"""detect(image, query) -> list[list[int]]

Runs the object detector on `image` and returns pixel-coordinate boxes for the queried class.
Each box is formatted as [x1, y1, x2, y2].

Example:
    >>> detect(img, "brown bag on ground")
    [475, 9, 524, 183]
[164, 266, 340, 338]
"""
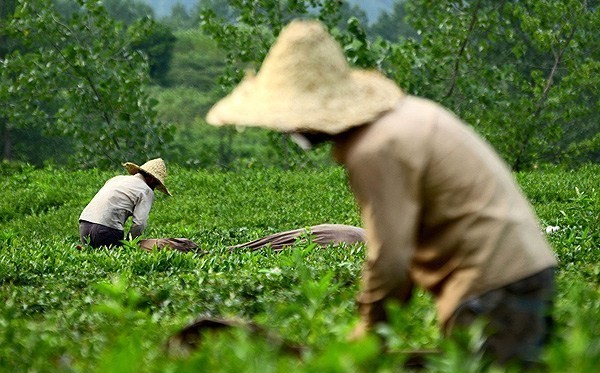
[227, 224, 366, 252]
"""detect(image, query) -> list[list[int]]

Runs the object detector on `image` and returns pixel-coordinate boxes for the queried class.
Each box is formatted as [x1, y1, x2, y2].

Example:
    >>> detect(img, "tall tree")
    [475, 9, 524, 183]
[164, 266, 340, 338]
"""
[386, 0, 598, 170]
[0, 0, 173, 167]
[55, 0, 176, 86]
[0, 0, 19, 161]
[130, 19, 177, 86]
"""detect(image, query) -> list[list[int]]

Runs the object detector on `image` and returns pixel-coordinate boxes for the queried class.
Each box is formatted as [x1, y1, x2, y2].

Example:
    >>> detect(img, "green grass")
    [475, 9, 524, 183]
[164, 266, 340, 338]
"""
[0, 163, 598, 372]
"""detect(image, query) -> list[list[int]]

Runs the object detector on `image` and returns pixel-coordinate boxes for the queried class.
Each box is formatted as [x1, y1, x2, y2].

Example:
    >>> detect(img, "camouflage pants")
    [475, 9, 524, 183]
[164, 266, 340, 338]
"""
[446, 267, 556, 368]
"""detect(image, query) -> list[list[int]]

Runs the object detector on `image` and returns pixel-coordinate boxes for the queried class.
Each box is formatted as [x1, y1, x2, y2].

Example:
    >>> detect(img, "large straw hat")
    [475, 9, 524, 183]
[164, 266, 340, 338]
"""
[206, 19, 404, 135]
[123, 158, 171, 196]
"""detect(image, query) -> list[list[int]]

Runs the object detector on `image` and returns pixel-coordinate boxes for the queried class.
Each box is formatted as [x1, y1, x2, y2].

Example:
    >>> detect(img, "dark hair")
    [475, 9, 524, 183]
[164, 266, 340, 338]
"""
[298, 131, 333, 147]
[139, 171, 159, 189]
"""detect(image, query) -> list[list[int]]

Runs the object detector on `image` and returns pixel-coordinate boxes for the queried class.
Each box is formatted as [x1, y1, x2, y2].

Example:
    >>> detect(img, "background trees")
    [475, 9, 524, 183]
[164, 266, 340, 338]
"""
[0, 0, 597, 169]
[390, 0, 599, 170]
[0, 0, 174, 167]
[194, 0, 597, 170]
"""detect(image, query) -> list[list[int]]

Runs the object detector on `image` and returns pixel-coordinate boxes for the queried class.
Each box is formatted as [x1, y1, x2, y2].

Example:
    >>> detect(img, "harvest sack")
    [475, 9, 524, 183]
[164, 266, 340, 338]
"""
[139, 238, 200, 253]
[227, 224, 366, 252]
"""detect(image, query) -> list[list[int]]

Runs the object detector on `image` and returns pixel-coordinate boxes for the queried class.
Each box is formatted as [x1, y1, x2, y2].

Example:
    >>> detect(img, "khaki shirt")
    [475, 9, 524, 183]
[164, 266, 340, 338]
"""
[79, 173, 154, 238]
[334, 96, 557, 326]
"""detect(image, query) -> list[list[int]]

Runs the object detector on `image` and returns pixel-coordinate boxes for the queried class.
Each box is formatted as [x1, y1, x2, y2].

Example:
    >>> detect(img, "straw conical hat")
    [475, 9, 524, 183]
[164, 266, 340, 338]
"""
[206, 19, 403, 135]
[123, 158, 171, 196]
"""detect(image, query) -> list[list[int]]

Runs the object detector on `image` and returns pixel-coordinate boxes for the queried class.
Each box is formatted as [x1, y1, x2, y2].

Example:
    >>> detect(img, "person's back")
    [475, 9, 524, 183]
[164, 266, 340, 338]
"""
[80, 174, 154, 233]
[203, 19, 558, 367]
[335, 96, 557, 325]
[79, 158, 170, 248]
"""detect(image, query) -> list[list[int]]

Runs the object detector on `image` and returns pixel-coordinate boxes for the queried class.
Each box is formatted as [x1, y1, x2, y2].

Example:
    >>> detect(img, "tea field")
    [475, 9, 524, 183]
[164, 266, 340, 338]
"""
[0, 163, 598, 372]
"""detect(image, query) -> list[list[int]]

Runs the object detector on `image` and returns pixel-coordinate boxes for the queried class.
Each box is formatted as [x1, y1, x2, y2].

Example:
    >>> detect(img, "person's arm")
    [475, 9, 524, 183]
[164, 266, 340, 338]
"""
[130, 190, 154, 238]
[347, 151, 421, 338]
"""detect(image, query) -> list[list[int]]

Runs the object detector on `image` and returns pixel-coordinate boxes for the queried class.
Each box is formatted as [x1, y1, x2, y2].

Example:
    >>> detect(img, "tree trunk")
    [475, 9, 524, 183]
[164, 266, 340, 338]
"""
[444, 0, 482, 99]
[2, 122, 12, 161]
[511, 27, 576, 171]
[218, 127, 233, 168]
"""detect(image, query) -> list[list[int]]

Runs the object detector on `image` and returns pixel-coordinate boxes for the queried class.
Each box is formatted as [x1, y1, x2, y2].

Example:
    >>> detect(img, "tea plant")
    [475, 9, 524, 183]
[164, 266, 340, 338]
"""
[0, 163, 598, 372]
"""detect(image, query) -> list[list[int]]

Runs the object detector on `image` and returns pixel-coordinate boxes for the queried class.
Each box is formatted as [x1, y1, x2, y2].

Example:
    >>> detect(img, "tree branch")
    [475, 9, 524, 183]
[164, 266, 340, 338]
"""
[444, 0, 482, 99]
[46, 14, 119, 158]
[512, 25, 577, 170]
[533, 26, 576, 116]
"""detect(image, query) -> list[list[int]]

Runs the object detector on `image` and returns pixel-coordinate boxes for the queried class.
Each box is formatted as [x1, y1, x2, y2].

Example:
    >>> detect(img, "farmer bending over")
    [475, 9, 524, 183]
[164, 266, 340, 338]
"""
[205, 20, 557, 368]
[79, 158, 171, 248]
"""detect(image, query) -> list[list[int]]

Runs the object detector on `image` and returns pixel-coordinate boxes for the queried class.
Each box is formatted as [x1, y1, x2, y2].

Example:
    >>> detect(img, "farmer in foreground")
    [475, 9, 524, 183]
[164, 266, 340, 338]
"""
[79, 158, 171, 248]
[205, 20, 557, 367]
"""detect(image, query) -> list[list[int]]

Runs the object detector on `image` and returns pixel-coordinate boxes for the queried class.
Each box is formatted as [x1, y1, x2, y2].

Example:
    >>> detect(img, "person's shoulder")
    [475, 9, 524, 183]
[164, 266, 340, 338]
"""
[112, 174, 146, 188]
[385, 95, 445, 127]
[343, 97, 441, 170]
[362, 97, 438, 148]
[130, 174, 155, 195]
[104, 174, 127, 185]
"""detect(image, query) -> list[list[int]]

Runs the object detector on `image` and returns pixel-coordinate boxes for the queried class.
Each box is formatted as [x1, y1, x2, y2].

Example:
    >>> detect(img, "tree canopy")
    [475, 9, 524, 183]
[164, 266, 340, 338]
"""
[0, 0, 174, 167]
[0, 0, 597, 169]
[200, 0, 599, 170]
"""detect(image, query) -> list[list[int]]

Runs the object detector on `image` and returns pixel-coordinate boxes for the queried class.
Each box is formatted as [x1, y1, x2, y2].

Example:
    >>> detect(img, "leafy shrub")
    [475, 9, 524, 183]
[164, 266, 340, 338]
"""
[0, 165, 598, 372]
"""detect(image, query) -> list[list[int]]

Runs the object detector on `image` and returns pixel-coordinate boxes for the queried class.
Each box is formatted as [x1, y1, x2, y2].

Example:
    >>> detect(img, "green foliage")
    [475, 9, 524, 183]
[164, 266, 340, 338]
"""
[0, 0, 18, 57]
[0, 164, 598, 372]
[163, 29, 226, 90]
[129, 18, 177, 86]
[387, 0, 599, 170]
[4, 0, 597, 169]
[199, 0, 387, 89]
[516, 165, 599, 284]
[195, 0, 597, 170]
[0, 125, 73, 166]
[55, 0, 175, 85]
[546, 276, 600, 372]
[0, 0, 174, 167]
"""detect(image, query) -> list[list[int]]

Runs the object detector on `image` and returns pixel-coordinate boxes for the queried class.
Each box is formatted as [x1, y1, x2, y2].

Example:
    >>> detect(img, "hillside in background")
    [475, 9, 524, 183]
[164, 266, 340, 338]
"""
[347, 0, 394, 21]
[143, 0, 196, 18]
[142, 0, 395, 23]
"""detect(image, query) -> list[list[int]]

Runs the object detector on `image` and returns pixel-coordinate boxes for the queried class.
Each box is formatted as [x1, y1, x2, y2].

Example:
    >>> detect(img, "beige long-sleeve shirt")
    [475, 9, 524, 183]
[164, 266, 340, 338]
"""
[79, 173, 154, 238]
[334, 96, 557, 327]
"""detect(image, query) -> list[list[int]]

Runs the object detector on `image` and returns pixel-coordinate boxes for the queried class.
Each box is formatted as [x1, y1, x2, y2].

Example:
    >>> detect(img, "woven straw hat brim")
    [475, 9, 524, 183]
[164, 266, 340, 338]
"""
[124, 162, 171, 196]
[206, 69, 402, 134]
[205, 19, 404, 134]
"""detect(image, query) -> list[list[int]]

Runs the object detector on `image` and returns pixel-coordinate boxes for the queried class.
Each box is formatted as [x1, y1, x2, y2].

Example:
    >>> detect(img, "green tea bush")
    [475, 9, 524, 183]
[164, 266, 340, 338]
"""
[0, 164, 598, 372]
[517, 165, 599, 283]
